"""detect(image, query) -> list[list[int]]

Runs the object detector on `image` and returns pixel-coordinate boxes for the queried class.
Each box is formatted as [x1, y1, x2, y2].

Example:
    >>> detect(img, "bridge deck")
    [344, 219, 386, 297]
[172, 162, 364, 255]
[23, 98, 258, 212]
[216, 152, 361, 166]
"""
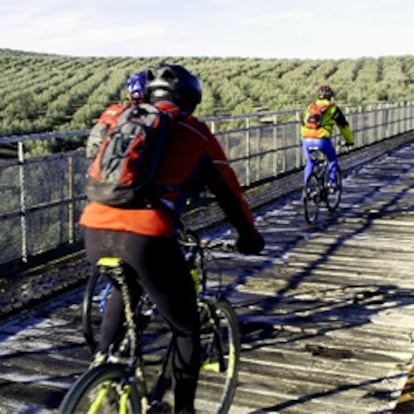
[1, 137, 414, 413]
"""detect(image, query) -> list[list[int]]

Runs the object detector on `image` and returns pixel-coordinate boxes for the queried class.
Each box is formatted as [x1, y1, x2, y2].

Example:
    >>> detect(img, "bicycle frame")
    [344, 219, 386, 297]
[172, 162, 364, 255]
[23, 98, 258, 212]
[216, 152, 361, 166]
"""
[309, 147, 328, 182]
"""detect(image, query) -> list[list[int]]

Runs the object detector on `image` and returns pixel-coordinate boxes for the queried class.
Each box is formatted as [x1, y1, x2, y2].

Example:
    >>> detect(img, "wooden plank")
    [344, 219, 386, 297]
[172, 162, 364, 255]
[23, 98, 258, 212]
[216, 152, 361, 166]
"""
[2, 138, 414, 412]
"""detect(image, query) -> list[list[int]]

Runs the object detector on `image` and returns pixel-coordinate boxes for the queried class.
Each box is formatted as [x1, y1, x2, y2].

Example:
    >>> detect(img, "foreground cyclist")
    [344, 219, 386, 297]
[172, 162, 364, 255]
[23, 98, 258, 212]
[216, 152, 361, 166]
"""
[79, 64, 264, 414]
[300, 85, 354, 191]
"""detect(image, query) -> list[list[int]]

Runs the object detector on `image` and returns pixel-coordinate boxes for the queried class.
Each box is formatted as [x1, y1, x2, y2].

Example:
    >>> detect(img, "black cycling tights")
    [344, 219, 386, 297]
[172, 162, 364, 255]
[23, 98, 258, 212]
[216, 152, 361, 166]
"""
[84, 228, 200, 413]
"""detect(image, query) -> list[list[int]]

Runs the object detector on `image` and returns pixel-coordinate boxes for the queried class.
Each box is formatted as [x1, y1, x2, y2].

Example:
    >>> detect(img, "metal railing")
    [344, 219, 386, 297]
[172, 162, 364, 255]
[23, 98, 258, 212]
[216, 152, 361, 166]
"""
[1, 99, 413, 264]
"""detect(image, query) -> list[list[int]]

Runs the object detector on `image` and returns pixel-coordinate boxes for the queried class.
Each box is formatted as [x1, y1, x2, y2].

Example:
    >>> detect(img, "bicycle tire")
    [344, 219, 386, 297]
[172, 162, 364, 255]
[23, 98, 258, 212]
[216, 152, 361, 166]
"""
[303, 173, 320, 224]
[325, 168, 342, 213]
[82, 268, 109, 355]
[196, 297, 240, 414]
[58, 363, 142, 414]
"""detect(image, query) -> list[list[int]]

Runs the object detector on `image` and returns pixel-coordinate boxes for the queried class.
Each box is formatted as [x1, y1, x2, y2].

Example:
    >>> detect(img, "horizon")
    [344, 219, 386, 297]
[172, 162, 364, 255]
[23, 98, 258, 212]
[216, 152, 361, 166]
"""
[1, 0, 413, 60]
[2, 47, 413, 62]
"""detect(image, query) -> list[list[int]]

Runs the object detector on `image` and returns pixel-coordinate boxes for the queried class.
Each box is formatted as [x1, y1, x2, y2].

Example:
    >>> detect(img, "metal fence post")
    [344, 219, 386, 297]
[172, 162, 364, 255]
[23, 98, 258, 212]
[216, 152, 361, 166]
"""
[17, 142, 28, 262]
[273, 114, 278, 177]
[67, 155, 74, 244]
[245, 116, 250, 186]
[295, 110, 302, 169]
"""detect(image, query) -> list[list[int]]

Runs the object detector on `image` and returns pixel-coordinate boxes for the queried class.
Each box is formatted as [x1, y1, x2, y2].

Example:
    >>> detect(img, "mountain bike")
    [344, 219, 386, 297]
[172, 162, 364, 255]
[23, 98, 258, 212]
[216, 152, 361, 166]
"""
[303, 147, 342, 224]
[59, 230, 240, 414]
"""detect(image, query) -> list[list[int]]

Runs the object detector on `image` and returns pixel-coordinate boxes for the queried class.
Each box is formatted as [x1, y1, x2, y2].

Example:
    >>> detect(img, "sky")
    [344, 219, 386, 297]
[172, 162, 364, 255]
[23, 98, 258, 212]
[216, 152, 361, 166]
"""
[0, 0, 413, 60]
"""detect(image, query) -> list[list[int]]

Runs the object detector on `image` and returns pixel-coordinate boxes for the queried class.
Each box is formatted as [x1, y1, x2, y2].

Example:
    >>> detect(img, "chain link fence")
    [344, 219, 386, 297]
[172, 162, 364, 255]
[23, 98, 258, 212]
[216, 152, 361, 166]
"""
[1, 99, 413, 264]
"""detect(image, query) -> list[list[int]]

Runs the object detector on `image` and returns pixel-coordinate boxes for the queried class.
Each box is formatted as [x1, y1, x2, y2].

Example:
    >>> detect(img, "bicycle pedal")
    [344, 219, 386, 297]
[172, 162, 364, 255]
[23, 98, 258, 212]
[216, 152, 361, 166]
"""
[201, 360, 221, 373]
[306, 190, 318, 200]
[327, 182, 337, 194]
[90, 351, 107, 367]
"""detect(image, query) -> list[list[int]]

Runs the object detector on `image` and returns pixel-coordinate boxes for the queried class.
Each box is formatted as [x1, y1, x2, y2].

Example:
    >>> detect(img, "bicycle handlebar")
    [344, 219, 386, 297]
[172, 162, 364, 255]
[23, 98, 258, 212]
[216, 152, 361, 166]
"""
[199, 238, 236, 253]
[178, 228, 236, 254]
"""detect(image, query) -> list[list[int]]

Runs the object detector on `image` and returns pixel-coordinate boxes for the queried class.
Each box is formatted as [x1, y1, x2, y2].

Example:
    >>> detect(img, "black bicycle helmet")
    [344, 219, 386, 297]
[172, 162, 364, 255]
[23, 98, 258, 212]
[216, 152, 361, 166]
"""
[316, 84, 335, 100]
[146, 64, 202, 113]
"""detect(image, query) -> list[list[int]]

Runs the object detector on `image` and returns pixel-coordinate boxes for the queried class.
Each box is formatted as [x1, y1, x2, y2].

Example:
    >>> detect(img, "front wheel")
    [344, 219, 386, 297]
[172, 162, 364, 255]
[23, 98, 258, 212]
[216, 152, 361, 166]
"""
[196, 297, 240, 414]
[58, 364, 143, 414]
[303, 173, 320, 224]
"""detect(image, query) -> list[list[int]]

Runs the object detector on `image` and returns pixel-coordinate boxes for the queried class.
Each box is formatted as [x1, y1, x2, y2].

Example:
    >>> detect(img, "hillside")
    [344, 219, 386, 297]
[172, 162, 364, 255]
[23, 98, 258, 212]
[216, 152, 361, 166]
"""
[1, 48, 414, 140]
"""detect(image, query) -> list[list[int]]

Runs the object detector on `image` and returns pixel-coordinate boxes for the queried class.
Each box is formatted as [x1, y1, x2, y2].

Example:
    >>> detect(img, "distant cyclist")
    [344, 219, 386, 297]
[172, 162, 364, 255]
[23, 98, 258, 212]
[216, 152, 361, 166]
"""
[125, 70, 147, 104]
[300, 85, 354, 191]
[85, 70, 147, 160]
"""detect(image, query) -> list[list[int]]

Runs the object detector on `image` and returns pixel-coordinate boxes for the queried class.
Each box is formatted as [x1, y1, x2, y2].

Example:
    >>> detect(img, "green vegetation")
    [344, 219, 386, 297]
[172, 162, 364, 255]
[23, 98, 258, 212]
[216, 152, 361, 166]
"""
[1, 48, 414, 141]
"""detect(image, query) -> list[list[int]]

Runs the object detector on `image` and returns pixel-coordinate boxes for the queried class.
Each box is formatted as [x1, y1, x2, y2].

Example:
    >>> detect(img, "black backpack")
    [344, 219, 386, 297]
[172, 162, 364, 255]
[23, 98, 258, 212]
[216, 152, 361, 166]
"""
[85, 103, 175, 208]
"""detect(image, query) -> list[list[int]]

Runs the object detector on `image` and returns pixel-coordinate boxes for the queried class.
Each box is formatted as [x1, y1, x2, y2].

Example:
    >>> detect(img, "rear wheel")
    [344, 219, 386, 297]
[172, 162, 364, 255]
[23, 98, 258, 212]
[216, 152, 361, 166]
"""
[82, 269, 152, 358]
[196, 297, 240, 414]
[82, 269, 110, 354]
[303, 173, 320, 224]
[58, 364, 142, 414]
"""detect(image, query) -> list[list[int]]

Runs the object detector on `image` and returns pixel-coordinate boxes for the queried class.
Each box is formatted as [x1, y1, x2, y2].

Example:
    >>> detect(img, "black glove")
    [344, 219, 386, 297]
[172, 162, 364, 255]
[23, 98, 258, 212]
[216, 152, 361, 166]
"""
[236, 228, 265, 255]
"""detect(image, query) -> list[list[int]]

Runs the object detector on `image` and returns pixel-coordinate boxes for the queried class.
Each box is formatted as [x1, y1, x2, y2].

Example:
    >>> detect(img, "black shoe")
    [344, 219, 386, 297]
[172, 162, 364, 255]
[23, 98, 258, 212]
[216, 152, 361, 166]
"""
[147, 401, 172, 413]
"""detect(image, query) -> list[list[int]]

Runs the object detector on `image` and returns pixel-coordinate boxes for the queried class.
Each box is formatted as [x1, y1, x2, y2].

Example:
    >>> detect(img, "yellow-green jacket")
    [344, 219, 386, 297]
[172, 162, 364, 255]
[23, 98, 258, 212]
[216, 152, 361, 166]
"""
[300, 98, 354, 144]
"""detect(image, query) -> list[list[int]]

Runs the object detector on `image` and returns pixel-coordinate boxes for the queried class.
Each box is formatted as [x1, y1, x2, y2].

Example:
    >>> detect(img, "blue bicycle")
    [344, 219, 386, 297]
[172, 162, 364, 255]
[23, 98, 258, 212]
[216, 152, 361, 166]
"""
[303, 147, 342, 224]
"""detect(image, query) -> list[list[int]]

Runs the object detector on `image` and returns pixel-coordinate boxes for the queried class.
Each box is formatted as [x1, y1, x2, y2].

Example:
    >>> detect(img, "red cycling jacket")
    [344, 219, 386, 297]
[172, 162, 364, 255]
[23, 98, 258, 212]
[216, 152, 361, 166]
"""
[80, 101, 256, 238]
